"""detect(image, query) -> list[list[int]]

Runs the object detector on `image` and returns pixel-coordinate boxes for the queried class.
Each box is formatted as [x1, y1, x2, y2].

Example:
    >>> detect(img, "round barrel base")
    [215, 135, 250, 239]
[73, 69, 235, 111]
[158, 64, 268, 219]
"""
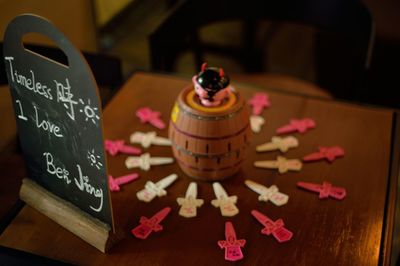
[176, 162, 241, 181]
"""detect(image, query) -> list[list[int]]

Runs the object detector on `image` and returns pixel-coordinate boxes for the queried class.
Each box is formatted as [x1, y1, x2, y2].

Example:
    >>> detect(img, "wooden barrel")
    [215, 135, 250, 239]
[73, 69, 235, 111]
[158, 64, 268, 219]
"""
[169, 85, 251, 181]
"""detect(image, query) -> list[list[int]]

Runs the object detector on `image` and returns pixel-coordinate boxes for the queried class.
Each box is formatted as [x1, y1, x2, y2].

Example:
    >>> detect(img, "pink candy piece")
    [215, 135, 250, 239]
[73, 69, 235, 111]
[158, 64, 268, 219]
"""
[105, 139, 141, 156]
[276, 118, 316, 135]
[131, 207, 171, 239]
[218, 221, 246, 262]
[136, 107, 166, 129]
[251, 210, 293, 243]
[248, 92, 270, 115]
[108, 173, 139, 192]
[297, 181, 346, 200]
[303, 146, 345, 163]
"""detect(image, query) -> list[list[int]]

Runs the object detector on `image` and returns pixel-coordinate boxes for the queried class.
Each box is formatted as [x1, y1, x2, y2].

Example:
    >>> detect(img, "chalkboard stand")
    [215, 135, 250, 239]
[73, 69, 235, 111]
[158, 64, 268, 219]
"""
[19, 178, 124, 253]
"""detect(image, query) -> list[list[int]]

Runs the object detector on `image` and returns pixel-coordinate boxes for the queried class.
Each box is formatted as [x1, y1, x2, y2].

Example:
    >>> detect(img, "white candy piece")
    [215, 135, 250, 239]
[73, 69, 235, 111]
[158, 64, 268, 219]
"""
[211, 182, 239, 217]
[176, 182, 204, 218]
[256, 136, 299, 153]
[136, 173, 178, 202]
[244, 179, 288, 206]
[125, 153, 174, 171]
[130, 131, 171, 148]
[254, 156, 302, 173]
[250, 115, 265, 133]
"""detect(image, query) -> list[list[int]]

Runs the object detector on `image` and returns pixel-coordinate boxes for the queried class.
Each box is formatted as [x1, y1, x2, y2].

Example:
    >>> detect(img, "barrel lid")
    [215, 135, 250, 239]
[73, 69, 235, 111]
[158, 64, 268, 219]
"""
[177, 85, 245, 118]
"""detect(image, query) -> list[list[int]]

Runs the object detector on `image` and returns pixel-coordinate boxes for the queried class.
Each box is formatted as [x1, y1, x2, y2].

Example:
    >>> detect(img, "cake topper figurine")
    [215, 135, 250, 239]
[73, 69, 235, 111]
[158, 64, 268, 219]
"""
[192, 63, 232, 106]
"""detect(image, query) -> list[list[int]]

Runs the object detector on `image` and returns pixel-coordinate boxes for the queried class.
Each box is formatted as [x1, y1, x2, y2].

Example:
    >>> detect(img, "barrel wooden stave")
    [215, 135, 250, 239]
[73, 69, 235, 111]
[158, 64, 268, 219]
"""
[170, 126, 249, 156]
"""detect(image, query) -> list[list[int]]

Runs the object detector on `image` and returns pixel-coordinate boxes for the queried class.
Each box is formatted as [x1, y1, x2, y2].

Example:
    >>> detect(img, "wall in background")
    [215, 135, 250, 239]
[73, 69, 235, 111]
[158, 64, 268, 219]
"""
[0, 0, 97, 52]
[94, 0, 133, 27]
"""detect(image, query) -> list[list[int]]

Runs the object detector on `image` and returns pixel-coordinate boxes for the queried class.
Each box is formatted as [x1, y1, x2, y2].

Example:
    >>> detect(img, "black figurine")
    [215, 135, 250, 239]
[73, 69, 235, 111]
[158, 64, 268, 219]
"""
[192, 63, 232, 106]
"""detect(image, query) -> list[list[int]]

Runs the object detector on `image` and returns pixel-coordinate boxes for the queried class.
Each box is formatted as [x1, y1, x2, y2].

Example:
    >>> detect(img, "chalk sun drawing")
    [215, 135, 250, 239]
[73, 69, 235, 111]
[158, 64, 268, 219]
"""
[87, 149, 103, 169]
[79, 98, 100, 125]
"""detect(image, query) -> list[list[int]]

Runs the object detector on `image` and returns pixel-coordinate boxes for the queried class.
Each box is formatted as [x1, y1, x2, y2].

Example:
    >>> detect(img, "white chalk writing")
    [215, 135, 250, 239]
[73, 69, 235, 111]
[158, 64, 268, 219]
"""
[15, 99, 28, 121]
[74, 164, 103, 212]
[55, 79, 78, 121]
[43, 152, 104, 213]
[4, 56, 97, 124]
[6, 53, 106, 217]
[5, 57, 52, 100]
[34, 105, 63, 137]
[87, 149, 103, 170]
[79, 98, 99, 125]
[43, 152, 71, 184]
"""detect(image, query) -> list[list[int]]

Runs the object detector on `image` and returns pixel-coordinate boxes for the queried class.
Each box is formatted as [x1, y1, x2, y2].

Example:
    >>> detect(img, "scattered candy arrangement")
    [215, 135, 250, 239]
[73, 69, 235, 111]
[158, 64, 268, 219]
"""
[211, 182, 239, 217]
[136, 173, 178, 203]
[108, 173, 139, 192]
[256, 136, 299, 153]
[297, 181, 347, 200]
[106, 81, 347, 262]
[251, 210, 293, 243]
[218, 221, 246, 261]
[248, 92, 270, 115]
[248, 92, 269, 133]
[302, 146, 345, 163]
[130, 131, 171, 148]
[176, 182, 204, 218]
[276, 118, 316, 135]
[125, 153, 174, 171]
[105, 139, 141, 156]
[254, 156, 303, 173]
[131, 207, 171, 239]
[245, 179, 288, 206]
[136, 107, 166, 129]
[250, 115, 265, 133]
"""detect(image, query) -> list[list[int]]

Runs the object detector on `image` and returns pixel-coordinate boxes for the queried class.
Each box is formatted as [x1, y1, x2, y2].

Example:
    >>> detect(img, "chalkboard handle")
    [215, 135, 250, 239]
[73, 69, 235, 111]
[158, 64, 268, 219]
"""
[3, 14, 89, 71]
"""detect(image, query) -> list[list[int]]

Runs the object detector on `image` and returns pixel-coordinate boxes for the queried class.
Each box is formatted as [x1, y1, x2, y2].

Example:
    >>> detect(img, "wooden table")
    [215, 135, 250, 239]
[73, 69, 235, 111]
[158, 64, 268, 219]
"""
[1, 72, 399, 265]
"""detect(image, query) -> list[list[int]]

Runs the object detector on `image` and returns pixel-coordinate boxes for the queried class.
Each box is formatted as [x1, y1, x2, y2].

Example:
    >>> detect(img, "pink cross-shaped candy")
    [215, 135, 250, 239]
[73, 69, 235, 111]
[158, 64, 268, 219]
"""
[108, 173, 139, 192]
[251, 210, 293, 243]
[303, 146, 345, 162]
[276, 118, 316, 135]
[248, 92, 270, 115]
[131, 207, 171, 239]
[218, 222, 246, 261]
[297, 181, 346, 200]
[136, 107, 166, 129]
[105, 139, 141, 156]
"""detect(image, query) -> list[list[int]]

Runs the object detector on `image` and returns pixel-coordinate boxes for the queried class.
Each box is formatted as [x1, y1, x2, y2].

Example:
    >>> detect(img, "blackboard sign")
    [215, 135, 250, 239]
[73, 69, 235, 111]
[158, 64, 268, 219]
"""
[3, 14, 113, 227]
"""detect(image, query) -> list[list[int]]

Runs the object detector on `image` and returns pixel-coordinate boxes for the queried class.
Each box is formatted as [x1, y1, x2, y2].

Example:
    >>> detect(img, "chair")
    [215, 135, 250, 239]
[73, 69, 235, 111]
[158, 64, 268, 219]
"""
[149, 0, 374, 101]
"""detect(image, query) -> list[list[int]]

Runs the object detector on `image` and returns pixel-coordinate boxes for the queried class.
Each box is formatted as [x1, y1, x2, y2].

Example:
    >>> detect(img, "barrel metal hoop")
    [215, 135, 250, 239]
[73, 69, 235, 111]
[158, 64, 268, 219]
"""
[172, 141, 248, 159]
[171, 121, 250, 140]
[178, 102, 245, 121]
[176, 157, 244, 172]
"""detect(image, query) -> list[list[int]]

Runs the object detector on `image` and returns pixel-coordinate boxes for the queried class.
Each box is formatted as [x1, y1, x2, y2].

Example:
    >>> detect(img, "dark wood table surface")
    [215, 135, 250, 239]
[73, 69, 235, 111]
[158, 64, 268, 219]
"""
[0, 72, 399, 265]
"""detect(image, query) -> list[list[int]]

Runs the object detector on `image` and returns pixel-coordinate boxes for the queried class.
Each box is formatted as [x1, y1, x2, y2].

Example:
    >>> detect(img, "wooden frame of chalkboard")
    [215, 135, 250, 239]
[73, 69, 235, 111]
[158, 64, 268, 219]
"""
[3, 14, 122, 252]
